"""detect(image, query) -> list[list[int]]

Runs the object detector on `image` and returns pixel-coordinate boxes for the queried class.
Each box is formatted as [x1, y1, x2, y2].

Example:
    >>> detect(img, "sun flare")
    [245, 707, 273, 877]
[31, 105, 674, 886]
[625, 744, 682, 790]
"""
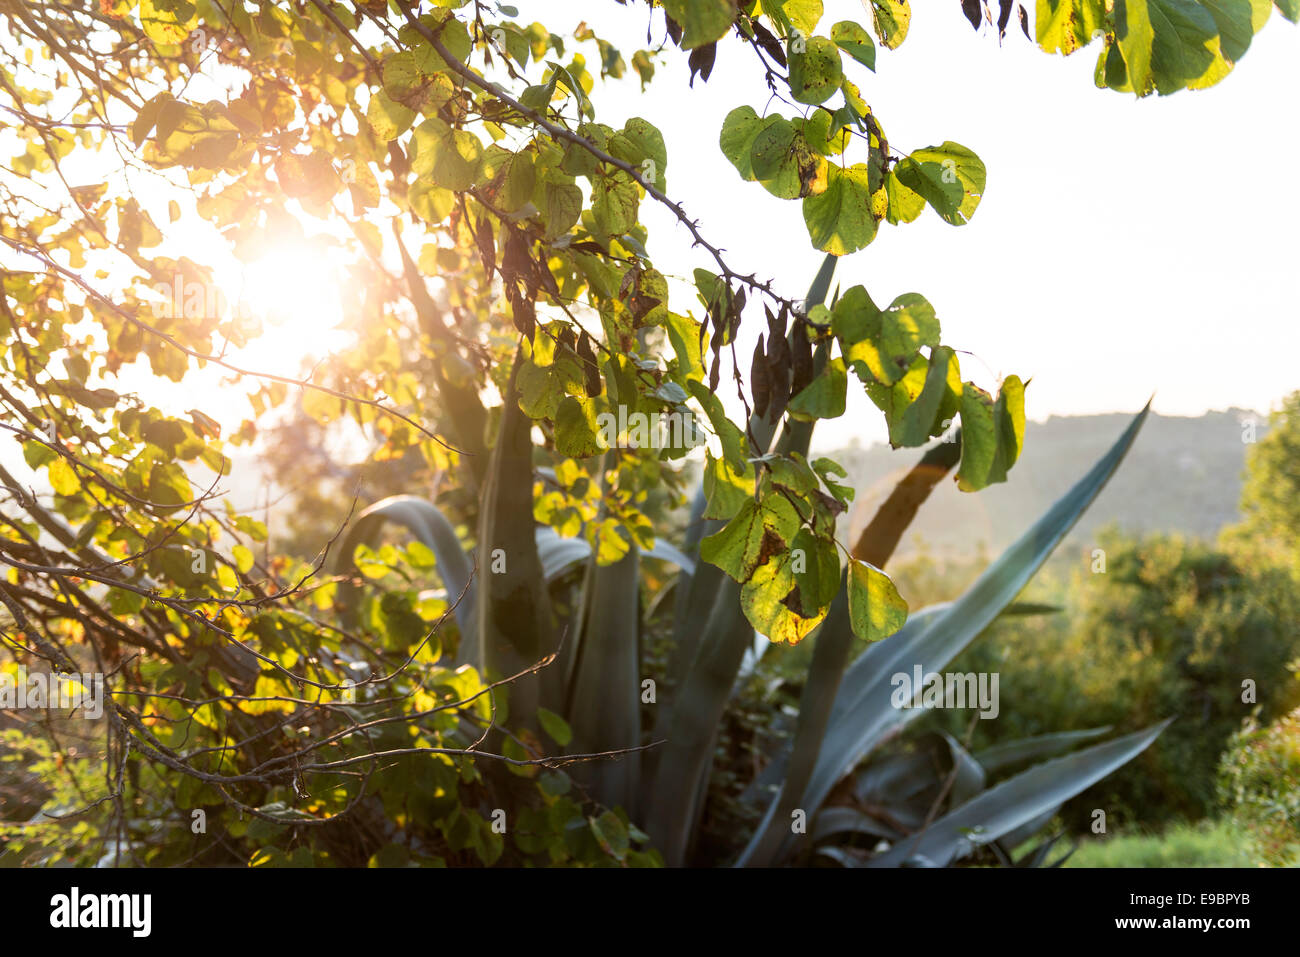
[226, 242, 348, 375]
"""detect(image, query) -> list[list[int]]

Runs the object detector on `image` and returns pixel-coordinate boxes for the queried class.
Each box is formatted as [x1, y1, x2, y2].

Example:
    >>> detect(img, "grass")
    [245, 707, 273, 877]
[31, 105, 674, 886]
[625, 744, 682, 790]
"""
[1064, 818, 1266, 868]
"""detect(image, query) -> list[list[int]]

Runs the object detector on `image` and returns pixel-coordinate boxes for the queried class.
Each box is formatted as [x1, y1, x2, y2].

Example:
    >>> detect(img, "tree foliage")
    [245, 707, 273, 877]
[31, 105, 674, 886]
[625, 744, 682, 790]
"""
[0, 0, 1293, 866]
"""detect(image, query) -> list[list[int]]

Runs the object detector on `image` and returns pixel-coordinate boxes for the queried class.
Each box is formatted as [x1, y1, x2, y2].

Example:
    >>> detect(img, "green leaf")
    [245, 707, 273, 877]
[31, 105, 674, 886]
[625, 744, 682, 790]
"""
[837, 289, 940, 386]
[555, 395, 604, 458]
[1202, 0, 1272, 62]
[536, 168, 582, 239]
[688, 379, 749, 470]
[663, 0, 737, 49]
[750, 117, 827, 199]
[232, 544, 255, 574]
[894, 142, 986, 226]
[412, 119, 482, 191]
[788, 356, 847, 420]
[591, 170, 639, 238]
[699, 494, 802, 583]
[613, 117, 668, 183]
[956, 375, 1025, 491]
[702, 450, 754, 521]
[788, 37, 844, 104]
[791, 526, 840, 610]
[484, 149, 536, 213]
[537, 706, 573, 746]
[48, 457, 80, 496]
[365, 90, 415, 142]
[139, 0, 197, 46]
[802, 163, 876, 254]
[846, 558, 908, 642]
[719, 106, 766, 181]
[740, 549, 829, 644]
[1147, 0, 1230, 93]
[1105, 0, 1235, 96]
[890, 345, 957, 447]
[775, 0, 825, 35]
[831, 20, 877, 69]
[1036, 0, 1107, 55]
[590, 810, 631, 860]
[867, 0, 911, 49]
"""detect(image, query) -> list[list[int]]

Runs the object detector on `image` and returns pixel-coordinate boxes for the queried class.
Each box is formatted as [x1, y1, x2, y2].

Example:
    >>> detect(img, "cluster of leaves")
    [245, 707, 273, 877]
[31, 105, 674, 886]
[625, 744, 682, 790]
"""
[1218, 706, 1300, 866]
[1032, 0, 1299, 95]
[1234, 390, 1300, 564]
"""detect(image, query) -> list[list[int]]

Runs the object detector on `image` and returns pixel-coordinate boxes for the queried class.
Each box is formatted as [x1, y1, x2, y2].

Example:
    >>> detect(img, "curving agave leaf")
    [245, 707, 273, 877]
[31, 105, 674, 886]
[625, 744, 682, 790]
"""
[812, 805, 903, 844]
[536, 526, 696, 582]
[973, 726, 1113, 776]
[566, 545, 643, 815]
[766, 402, 1149, 862]
[865, 720, 1171, 867]
[334, 494, 477, 649]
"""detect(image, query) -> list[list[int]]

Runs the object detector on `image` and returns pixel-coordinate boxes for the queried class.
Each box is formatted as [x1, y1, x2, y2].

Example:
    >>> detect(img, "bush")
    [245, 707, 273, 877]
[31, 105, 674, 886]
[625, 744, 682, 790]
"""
[1218, 707, 1300, 866]
[924, 532, 1300, 828]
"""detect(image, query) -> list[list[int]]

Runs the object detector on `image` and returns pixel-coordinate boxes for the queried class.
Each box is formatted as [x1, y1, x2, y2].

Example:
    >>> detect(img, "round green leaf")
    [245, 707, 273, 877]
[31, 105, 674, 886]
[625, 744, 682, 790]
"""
[789, 36, 844, 104]
[847, 558, 908, 641]
[802, 163, 877, 254]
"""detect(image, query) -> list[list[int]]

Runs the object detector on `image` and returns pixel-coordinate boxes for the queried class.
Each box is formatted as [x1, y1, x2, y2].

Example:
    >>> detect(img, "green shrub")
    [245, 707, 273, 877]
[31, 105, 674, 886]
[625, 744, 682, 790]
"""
[925, 532, 1300, 827]
[1218, 707, 1300, 866]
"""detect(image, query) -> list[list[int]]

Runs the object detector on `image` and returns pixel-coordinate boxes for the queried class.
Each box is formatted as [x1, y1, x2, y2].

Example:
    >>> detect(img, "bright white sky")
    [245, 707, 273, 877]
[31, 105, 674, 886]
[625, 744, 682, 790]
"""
[544, 0, 1300, 451]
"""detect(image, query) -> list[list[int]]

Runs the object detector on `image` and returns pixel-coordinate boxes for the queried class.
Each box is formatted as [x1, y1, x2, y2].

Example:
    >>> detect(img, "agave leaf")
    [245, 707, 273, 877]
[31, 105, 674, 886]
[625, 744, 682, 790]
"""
[805, 252, 837, 311]
[1000, 601, 1064, 617]
[815, 845, 865, 867]
[855, 748, 944, 806]
[475, 350, 557, 718]
[812, 805, 903, 844]
[942, 732, 986, 807]
[865, 720, 1171, 867]
[334, 495, 476, 652]
[996, 805, 1060, 855]
[645, 575, 753, 864]
[973, 727, 1113, 776]
[738, 439, 961, 865]
[786, 403, 1150, 857]
[536, 526, 696, 582]
[535, 528, 594, 583]
[566, 545, 642, 815]
[649, 258, 837, 864]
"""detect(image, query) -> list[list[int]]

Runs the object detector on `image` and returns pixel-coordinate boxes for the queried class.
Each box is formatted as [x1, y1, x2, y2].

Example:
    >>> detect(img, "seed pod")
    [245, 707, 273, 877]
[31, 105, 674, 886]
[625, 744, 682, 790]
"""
[790, 319, 814, 397]
[577, 331, 602, 398]
[750, 334, 770, 419]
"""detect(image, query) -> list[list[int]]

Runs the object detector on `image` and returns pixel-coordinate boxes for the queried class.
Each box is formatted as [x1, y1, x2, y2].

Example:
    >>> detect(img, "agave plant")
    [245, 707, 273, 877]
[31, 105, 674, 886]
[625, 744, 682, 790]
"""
[334, 259, 1164, 867]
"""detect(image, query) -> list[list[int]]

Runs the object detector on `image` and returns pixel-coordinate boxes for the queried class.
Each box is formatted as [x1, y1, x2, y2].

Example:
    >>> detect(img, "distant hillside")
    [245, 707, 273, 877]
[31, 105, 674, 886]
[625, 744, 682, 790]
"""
[831, 408, 1267, 561]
